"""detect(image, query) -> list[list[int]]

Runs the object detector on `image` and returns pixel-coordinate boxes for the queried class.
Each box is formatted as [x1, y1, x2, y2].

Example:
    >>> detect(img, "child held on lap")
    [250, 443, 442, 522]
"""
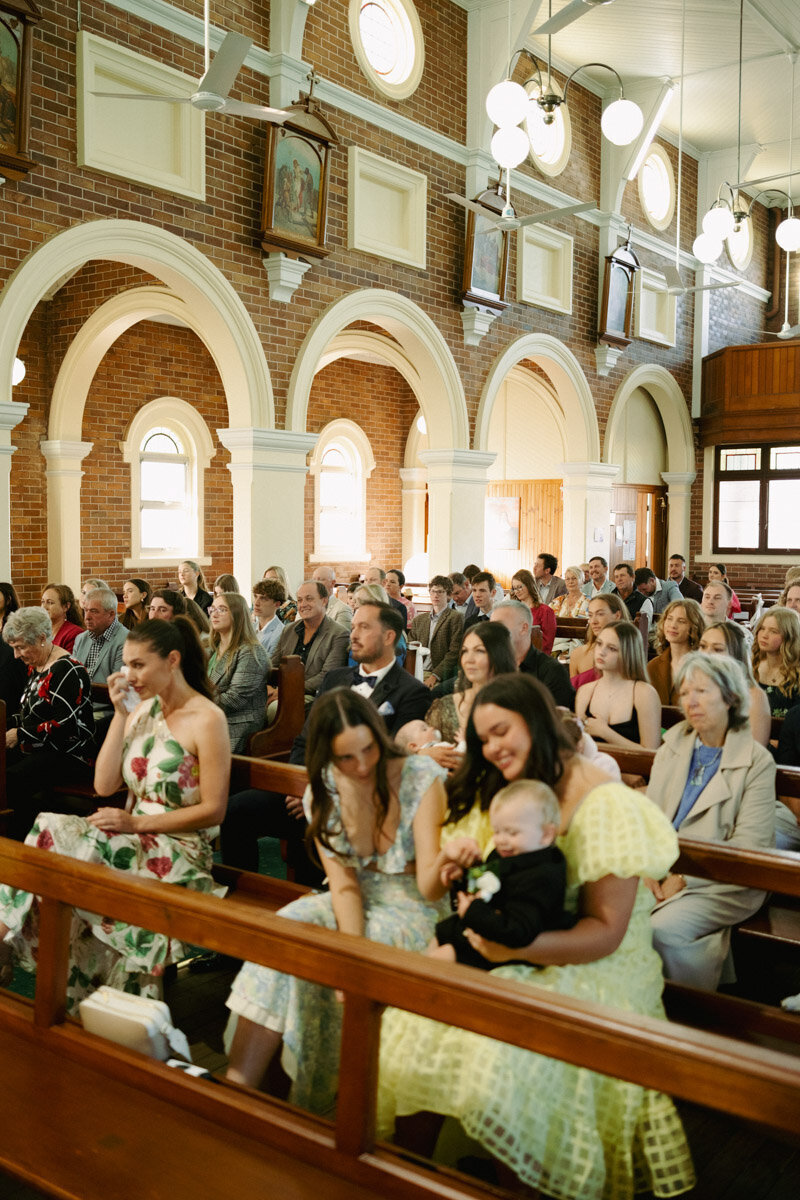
[396, 718, 453, 753]
[430, 780, 574, 970]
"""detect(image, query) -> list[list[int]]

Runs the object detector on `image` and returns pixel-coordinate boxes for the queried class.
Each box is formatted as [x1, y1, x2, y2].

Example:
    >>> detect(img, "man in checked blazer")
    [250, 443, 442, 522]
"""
[409, 574, 464, 688]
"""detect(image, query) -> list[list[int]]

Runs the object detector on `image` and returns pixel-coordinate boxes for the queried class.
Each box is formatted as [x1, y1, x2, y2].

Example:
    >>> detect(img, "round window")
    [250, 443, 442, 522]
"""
[638, 144, 675, 231]
[524, 79, 571, 177]
[349, 0, 424, 100]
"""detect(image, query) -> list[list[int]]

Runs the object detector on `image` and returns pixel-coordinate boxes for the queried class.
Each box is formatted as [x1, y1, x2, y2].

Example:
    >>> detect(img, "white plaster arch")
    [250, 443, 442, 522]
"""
[604, 364, 694, 475]
[285, 289, 468, 450]
[604, 363, 696, 558]
[317, 331, 423, 397]
[48, 286, 233, 441]
[474, 332, 600, 461]
[0, 219, 274, 427]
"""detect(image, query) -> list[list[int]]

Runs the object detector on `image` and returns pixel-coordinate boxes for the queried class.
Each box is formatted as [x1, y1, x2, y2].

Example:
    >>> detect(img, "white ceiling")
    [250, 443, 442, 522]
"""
[527, 0, 800, 203]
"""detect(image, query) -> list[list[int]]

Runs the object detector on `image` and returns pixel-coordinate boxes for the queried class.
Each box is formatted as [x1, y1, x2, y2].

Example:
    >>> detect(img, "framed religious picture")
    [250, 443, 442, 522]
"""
[485, 496, 520, 552]
[260, 72, 338, 261]
[0, 1, 40, 183]
[598, 230, 640, 347]
[461, 187, 510, 311]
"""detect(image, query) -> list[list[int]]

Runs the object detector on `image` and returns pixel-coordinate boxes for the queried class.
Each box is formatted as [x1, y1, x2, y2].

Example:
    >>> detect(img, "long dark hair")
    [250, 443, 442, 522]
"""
[304, 689, 405, 856]
[446, 674, 575, 824]
[126, 617, 214, 700]
[0, 581, 20, 628]
[455, 621, 517, 692]
[121, 578, 153, 629]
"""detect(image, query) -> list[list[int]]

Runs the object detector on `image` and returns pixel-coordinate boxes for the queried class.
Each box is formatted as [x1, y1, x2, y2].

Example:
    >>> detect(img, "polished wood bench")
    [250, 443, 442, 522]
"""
[3, 835, 800, 1200]
[603, 745, 800, 964]
[246, 654, 306, 761]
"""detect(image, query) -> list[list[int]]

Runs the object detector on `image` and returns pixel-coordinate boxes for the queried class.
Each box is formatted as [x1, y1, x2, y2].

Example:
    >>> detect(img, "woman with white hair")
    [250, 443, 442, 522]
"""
[645, 652, 775, 991]
[549, 565, 589, 618]
[2, 606, 94, 840]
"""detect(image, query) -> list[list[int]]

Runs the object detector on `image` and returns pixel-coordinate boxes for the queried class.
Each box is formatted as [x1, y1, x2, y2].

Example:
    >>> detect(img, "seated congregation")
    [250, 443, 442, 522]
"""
[2, 550, 800, 1199]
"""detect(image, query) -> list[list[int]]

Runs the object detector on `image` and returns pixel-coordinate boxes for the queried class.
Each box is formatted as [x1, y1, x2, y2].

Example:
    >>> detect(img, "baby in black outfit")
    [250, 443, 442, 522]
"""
[429, 779, 574, 970]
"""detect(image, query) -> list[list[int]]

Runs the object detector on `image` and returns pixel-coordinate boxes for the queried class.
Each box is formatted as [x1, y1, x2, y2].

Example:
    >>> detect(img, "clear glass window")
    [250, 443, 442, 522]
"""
[770, 446, 800, 470]
[717, 480, 760, 549]
[139, 424, 192, 555]
[349, 0, 424, 99]
[720, 448, 760, 471]
[637, 144, 675, 232]
[768, 480, 800, 548]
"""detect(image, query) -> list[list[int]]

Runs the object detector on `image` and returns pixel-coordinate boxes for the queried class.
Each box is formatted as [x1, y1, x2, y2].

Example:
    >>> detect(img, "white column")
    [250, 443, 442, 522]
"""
[661, 470, 697, 561]
[40, 440, 94, 588]
[0, 401, 29, 579]
[559, 461, 620, 568]
[399, 467, 427, 569]
[419, 449, 496, 572]
[217, 427, 318, 592]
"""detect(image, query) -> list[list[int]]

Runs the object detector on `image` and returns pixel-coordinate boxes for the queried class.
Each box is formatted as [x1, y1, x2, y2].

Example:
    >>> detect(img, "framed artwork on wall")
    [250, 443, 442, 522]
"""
[598, 231, 640, 347]
[461, 187, 510, 311]
[485, 496, 520, 552]
[0, 1, 41, 183]
[260, 73, 338, 261]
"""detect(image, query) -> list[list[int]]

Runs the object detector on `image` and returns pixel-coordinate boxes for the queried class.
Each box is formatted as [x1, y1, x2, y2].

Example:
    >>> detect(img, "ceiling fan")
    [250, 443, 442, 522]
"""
[447, 189, 595, 231]
[534, 0, 618, 38]
[656, 0, 740, 297]
[93, 1, 289, 124]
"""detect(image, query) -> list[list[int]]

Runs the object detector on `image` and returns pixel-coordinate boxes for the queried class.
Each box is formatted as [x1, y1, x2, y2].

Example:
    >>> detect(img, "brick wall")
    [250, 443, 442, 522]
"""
[302, 358, 419, 579]
[0, 0, 782, 593]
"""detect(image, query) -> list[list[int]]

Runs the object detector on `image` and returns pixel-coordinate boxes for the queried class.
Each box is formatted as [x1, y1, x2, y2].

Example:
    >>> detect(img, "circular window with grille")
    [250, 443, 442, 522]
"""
[349, 0, 424, 99]
[525, 79, 571, 177]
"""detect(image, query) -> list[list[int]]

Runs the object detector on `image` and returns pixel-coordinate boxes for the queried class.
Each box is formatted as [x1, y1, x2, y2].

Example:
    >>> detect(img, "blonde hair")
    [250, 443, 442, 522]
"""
[490, 779, 560, 828]
[752, 607, 800, 695]
[209, 592, 259, 659]
[779, 580, 800, 606]
[564, 565, 584, 587]
[356, 583, 388, 605]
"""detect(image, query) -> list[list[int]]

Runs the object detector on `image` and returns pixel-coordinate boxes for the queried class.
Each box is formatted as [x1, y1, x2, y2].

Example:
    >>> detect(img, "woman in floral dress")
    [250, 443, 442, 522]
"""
[0, 617, 230, 1008]
[225, 688, 448, 1113]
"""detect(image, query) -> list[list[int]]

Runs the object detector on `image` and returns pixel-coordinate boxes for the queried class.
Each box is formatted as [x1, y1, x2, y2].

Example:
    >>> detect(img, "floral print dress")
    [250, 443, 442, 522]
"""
[0, 697, 224, 1013]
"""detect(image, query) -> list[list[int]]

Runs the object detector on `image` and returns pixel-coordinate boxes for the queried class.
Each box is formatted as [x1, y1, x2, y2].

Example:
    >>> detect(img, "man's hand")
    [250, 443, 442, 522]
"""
[285, 793, 305, 819]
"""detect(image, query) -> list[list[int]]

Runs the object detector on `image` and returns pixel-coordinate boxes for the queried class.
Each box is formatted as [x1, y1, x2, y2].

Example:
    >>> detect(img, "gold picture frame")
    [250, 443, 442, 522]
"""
[0, 0, 40, 183]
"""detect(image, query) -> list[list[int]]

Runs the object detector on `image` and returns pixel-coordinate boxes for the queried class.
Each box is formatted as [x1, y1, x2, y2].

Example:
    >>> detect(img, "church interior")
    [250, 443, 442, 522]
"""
[3, 1, 800, 1197]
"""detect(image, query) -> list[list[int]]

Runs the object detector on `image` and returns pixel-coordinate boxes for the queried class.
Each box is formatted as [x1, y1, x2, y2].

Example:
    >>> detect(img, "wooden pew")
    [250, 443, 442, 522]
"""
[603, 744, 800, 960]
[246, 655, 305, 760]
[3, 833, 800, 1200]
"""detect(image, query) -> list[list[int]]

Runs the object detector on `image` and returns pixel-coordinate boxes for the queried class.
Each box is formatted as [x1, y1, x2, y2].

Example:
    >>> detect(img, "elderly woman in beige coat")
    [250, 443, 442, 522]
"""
[645, 652, 775, 991]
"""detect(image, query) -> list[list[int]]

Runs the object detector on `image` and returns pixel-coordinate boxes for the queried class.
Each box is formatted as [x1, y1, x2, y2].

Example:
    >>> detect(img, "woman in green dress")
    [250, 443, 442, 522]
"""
[377, 673, 695, 1200]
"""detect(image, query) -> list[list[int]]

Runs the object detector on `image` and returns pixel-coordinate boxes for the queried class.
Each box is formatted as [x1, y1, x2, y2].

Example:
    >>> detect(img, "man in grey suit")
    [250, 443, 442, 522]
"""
[581, 556, 615, 598]
[275, 579, 350, 705]
[73, 587, 128, 742]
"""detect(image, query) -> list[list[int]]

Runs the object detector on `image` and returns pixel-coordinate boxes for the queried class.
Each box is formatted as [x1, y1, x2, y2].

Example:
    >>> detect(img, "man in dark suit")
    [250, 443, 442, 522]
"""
[449, 571, 478, 622]
[490, 601, 575, 709]
[667, 553, 703, 603]
[463, 571, 497, 630]
[274, 579, 349, 705]
[220, 601, 429, 883]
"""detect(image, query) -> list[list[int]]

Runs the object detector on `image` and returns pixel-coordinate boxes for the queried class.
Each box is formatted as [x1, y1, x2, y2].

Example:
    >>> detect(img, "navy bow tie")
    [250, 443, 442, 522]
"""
[358, 673, 378, 689]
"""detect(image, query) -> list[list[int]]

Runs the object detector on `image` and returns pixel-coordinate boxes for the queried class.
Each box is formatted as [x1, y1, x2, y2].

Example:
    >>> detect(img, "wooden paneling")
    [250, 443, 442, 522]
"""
[485, 479, 562, 587]
[701, 341, 800, 444]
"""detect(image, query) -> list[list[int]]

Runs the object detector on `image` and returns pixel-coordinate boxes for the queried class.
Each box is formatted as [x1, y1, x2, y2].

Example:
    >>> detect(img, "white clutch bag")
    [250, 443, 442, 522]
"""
[79, 986, 191, 1062]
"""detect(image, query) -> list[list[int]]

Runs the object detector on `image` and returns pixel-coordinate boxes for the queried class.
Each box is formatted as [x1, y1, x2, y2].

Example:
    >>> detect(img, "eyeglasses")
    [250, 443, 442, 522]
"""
[209, 606, 229, 615]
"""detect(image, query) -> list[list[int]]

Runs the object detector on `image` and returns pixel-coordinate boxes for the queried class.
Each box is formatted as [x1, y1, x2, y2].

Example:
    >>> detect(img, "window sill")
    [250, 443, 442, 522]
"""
[124, 555, 212, 571]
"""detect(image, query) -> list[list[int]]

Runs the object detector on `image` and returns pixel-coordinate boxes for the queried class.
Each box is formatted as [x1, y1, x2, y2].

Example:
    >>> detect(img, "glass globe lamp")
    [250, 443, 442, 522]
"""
[776, 216, 800, 252]
[485, 80, 529, 129]
[601, 97, 643, 146]
[702, 204, 735, 240]
[692, 233, 723, 264]
[491, 125, 530, 169]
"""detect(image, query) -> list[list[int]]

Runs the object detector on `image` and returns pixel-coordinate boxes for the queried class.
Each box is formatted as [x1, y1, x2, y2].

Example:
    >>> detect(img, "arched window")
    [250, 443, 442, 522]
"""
[122, 397, 215, 568]
[309, 419, 375, 562]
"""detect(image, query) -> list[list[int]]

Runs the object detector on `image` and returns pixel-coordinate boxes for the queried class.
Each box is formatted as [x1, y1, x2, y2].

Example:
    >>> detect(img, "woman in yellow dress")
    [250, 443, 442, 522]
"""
[377, 673, 695, 1200]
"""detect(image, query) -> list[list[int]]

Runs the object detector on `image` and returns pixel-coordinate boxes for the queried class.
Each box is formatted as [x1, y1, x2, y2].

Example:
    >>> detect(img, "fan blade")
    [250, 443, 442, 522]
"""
[662, 263, 684, 291]
[684, 281, 741, 294]
[198, 31, 252, 99]
[92, 92, 190, 104]
[535, 0, 595, 37]
[220, 98, 290, 123]
[777, 324, 800, 339]
[514, 201, 595, 227]
[446, 194, 503, 224]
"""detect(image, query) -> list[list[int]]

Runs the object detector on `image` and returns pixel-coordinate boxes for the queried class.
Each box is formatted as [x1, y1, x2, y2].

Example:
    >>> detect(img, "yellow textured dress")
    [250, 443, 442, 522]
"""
[376, 783, 696, 1200]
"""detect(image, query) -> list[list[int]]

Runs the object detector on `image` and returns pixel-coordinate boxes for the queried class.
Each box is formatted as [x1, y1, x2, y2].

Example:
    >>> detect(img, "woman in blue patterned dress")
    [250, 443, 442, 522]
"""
[225, 688, 448, 1112]
[0, 618, 230, 1008]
